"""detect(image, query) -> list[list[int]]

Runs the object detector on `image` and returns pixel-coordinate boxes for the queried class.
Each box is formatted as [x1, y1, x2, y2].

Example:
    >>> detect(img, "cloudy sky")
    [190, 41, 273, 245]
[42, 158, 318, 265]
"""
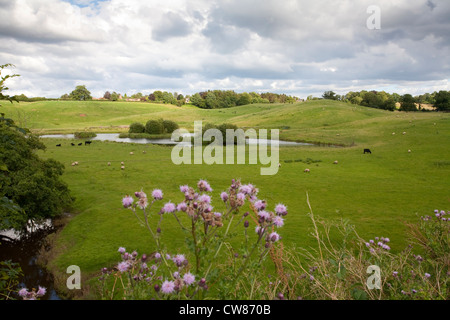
[1, 0, 449, 99]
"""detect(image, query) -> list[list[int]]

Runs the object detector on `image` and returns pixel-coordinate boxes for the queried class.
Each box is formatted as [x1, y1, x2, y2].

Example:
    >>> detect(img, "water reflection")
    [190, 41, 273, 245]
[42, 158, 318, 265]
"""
[40, 133, 314, 146]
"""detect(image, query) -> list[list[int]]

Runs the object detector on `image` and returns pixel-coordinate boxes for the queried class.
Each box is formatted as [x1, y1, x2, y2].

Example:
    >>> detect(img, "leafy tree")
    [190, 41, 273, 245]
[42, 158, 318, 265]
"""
[0, 64, 73, 231]
[190, 93, 206, 108]
[145, 119, 164, 134]
[434, 91, 450, 112]
[237, 92, 252, 106]
[103, 91, 111, 100]
[129, 122, 145, 133]
[69, 85, 92, 101]
[205, 91, 218, 109]
[162, 120, 179, 134]
[322, 91, 338, 100]
[399, 94, 417, 111]
[110, 92, 119, 101]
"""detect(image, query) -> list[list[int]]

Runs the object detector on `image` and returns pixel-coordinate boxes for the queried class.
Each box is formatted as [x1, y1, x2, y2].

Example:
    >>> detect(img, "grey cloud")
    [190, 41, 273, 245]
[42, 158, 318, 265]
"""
[152, 11, 193, 41]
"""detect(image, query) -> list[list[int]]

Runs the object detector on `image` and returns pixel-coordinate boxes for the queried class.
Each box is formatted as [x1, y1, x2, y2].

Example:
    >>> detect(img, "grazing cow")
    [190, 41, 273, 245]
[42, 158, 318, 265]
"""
[364, 149, 372, 154]
[85, 141, 92, 146]
[304, 168, 310, 173]
[71, 143, 75, 146]
[56, 144, 61, 147]
[78, 143, 83, 146]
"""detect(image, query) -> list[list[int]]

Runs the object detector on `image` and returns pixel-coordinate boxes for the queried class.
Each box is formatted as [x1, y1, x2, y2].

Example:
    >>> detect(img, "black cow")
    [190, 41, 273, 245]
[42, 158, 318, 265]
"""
[364, 149, 372, 154]
[85, 141, 92, 146]
[56, 144, 61, 147]
[71, 143, 75, 146]
[78, 143, 83, 146]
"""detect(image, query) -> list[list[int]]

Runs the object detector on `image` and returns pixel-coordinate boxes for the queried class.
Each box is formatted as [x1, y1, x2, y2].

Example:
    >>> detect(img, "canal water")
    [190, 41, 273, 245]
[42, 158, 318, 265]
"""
[0, 224, 62, 300]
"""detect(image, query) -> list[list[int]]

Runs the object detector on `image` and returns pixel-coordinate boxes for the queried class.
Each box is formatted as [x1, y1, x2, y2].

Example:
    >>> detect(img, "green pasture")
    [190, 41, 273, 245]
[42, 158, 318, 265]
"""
[4, 99, 450, 295]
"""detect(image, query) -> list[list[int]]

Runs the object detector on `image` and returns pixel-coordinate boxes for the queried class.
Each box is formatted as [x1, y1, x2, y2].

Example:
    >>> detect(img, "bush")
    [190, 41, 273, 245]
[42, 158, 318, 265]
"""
[162, 120, 179, 134]
[74, 132, 97, 139]
[129, 122, 145, 134]
[145, 120, 164, 134]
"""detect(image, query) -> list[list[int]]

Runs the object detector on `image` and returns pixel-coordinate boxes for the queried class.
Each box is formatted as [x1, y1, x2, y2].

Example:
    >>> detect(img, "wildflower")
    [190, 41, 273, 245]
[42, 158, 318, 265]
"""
[197, 180, 212, 192]
[269, 232, 281, 242]
[393, 271, 398, 277]
[214, 212, 222, 218]
[220, 192, 228, 202]
[180, 185, 189, 193]
[18, 288, 28, 298]
[162, 202, 176, 213]
[236, 193, 246, 201]
[173, 254, 186, 267]
[244, 220, 249, 228]
[118, 247, 126, 254]
[161, 280, 175, 294]
[199, 194, 211, 204]
[424, 273, 431, 279]
[135, 191, 147, 199]
[152, 189, 163, 200]
[183, 273, 196, 286]
[258, 210, 271, 222]
[275, 204, 287, 216]
[239, 184, 252, 195]
[412, 289, 417, 294]
[365, 243, 370, 247]
[253, 200, 266, 211]
[138, 196, 148, 209]
[36, 286, 46, 297]
[177, 202, 187, 212]
[154, 252, 161, 260]
[117, 261, 130, 273]
[273, 215, 284, 227]
[122, 195, 134, 208]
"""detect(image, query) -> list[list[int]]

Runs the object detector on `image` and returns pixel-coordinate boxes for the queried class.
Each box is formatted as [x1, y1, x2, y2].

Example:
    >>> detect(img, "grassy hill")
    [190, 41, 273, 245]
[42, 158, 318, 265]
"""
[3, 99, 449, 297]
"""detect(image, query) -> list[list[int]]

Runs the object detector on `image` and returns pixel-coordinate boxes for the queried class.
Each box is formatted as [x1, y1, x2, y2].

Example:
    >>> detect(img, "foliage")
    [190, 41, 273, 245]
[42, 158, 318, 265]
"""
[162, 119, 179, 134]
[69, 85, 92, 101]
[74, 131, 97, 139]
[400, 94, 417, 111]
[0, 260, 23, 300]
[129, 122, 146, 134]
[434, 91, 450, 112]
[145, 119, 164, 134]
[98, 179, 287, 300]
[189, 90, 298, 109]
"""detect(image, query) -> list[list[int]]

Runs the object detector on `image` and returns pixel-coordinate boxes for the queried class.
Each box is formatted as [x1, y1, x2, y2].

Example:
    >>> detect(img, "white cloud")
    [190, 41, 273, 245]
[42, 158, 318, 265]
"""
[0, 0, 449, 99]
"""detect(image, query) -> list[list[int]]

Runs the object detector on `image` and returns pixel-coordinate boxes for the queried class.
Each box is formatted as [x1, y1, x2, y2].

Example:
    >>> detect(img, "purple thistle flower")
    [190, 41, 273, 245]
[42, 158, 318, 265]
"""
[253, 200, 266, 211]
[273, 215, 284, 227]
[155, 252, 161, 259]
[220, 192, 229, 202]
[236, 193, 245, 201]
[118, 247, 126, 254]
[214, 212, 222, 218]
[177, 202, 187, 212]
[269, 232, 281, 242]
[163, 202, 176, 213]
[183, 272, 196, 286]
[152, 189, 163, 200]
[161, 280, 175, 294]
[117, 261, 130, 273]
[122, 195, 134, 208]
[197, 180, 212, 192]
[36, 286, 46, 297]
[393, 271, 398, 277]
[424, 273, 431, 279]
[18, 288, 28, 298]
[199, 194, 211, 204]
[275, 204, 287, 216]
[239, 184, 252, 195]
[173, 254, 186, 267]
[258, 210, 271, 221]
[180, 185, 189, 193]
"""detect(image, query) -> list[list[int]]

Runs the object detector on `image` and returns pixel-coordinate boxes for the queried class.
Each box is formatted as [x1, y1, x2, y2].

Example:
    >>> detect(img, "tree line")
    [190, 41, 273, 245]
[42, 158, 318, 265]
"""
[10, 84, 450, 112]
[320, 90, 450, 112]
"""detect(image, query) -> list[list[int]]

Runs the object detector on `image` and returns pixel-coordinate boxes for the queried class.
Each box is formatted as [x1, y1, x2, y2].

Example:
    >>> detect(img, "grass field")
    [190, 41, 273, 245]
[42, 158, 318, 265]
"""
[4, 99, 450, 297]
